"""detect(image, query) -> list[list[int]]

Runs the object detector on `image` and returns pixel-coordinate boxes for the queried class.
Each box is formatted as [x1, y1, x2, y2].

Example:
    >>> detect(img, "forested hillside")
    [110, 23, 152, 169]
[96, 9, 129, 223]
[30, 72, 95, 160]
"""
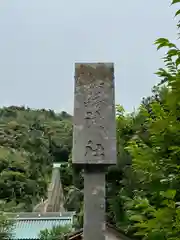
[0, 106, 72, 212]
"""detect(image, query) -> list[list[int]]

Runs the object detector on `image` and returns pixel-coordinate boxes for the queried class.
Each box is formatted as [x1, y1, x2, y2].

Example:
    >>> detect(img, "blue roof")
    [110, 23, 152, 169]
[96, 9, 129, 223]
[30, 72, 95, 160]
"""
[10, 216, 73, 240]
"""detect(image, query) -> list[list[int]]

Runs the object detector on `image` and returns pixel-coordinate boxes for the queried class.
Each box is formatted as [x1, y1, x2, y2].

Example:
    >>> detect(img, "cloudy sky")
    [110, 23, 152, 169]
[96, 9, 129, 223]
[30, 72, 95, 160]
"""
[0, 0, 178, 113]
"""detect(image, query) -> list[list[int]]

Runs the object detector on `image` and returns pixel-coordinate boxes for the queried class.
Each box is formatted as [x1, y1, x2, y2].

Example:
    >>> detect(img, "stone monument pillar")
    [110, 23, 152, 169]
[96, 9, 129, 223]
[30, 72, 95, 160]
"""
[73, 63, 116, 240]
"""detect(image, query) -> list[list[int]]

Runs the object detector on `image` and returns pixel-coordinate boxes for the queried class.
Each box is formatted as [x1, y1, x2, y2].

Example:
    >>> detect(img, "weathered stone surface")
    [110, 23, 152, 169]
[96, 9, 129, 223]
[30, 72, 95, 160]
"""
[83, 171, 106, 240]
[73, 63, 116, 165]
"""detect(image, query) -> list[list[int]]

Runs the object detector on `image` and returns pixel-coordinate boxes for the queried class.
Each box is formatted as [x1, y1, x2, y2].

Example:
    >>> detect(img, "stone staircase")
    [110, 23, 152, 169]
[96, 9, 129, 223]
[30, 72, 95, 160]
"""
[33, 163, 65, 213]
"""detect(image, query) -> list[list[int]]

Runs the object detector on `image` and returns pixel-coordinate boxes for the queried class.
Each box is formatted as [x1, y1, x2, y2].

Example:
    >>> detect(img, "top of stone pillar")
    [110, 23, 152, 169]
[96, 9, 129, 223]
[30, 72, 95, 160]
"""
[75, 63, 114, 85]
[72, 62, 116, 166]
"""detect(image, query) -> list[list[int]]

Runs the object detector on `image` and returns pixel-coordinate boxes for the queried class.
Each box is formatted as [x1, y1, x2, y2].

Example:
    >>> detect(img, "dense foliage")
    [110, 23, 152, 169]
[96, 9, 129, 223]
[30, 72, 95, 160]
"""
[0, 212, 14, 240]
[0, 106, 72, 212]
[106, 1, 180, 239]
[39, 225, 72, 240]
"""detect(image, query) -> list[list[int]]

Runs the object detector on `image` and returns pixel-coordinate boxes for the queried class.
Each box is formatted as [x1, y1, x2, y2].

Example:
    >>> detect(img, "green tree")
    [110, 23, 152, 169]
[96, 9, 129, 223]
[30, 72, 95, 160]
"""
[106, 1, 180, 239]
[39, 225, 72, 240]
[0, 212, 13, 240]
[0, 106, 72, 211]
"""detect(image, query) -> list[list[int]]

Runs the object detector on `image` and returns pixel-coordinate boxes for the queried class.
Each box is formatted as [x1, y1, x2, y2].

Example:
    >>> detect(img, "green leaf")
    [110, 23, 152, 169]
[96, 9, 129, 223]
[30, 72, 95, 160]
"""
[176, 57, 180, 67]
[129, 214, 144, 222]
[175, 9, 180, 17]
[155, 38, 169, 44]
[155, 38, 169, 50]
[168, 146, 180, 154]
[169, 43, 177, 48]
[157, 43, 168, 50]
[167, 49, 179, 57]
[172, 0, 180, 5]
[160, 190, 176, 199]
[154, 38, 176, 50]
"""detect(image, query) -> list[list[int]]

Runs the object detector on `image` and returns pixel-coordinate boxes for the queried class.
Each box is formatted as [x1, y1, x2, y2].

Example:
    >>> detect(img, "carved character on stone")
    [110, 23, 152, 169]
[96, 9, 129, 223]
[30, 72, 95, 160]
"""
[84, 82, 106, 108]
[84, 112, 107, 137]
[84, 111, 104, 127]
[84, 92, 108, 116]
[85, 140, 105, 158]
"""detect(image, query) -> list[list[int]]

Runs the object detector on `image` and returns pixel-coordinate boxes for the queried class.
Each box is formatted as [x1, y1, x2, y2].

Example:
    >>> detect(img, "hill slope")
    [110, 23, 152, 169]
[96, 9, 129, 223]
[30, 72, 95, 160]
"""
[0, 106, 72, 211]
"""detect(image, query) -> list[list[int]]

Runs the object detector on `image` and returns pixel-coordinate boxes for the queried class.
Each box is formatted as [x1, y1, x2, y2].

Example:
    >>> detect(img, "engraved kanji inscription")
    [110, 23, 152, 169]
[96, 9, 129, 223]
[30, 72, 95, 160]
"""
[84, 111, 104, 127]
[84, 111, 107, 138]
[85, 140, 105, 158]
[84, 81, 107, 110]
[83, 81, 107, 139]
[73, 63, 116, 165]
